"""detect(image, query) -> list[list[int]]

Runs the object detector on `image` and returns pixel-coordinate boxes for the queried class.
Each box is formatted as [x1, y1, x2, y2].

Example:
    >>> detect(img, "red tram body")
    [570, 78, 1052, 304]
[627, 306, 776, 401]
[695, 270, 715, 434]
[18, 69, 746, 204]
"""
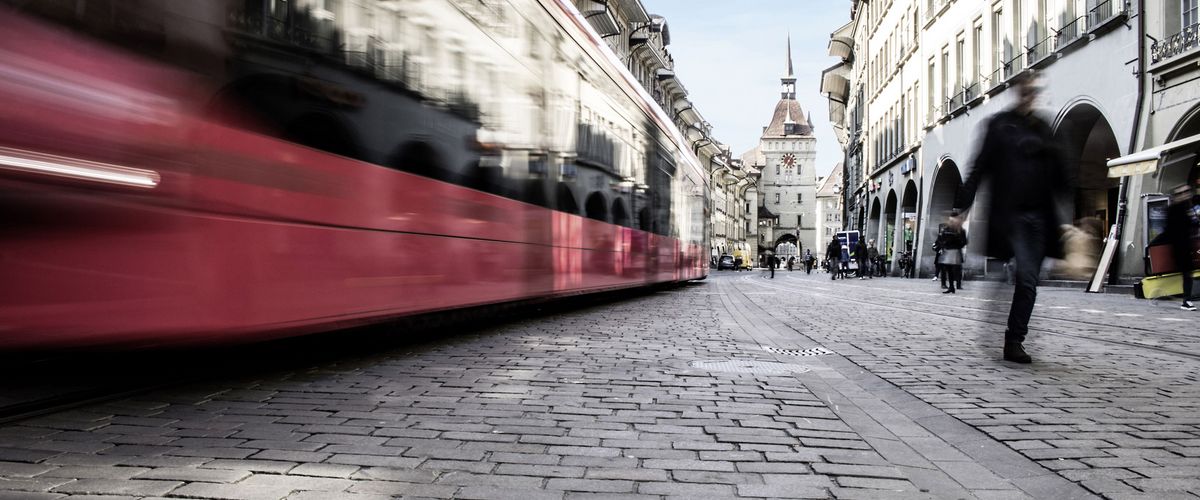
[0, 0, 708, 349]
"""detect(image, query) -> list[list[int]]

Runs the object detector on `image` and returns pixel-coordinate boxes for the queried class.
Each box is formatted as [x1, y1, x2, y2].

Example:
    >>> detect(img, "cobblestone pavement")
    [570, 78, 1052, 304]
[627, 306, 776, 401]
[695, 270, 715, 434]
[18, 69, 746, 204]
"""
[0, 270, 1191, 499]
[737, 270, 1200, 499]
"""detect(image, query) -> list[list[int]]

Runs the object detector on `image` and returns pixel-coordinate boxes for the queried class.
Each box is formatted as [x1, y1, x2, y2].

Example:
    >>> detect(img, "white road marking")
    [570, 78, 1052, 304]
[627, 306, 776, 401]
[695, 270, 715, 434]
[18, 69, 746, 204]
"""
[1112, 313, 1142, 317]
[1080, 309, 1106, 314]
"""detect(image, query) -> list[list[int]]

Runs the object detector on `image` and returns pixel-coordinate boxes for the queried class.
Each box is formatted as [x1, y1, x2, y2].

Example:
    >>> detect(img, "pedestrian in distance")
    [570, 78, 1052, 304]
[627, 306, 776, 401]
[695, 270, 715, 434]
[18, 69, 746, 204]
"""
[804, 249, 815, 274]
[1164, 177, 1200, 311]
[855, 237, 870, 279]
[956, 71, 1071, 364]
[932, 224, 947, 288]
[768, 254, 776, 279]
[936, 213, 967, 294]
[867, 240, 880, 277]
[899, 251, 914, 278]
[826, 235, 842, 281]
[787, 256, 795, 272]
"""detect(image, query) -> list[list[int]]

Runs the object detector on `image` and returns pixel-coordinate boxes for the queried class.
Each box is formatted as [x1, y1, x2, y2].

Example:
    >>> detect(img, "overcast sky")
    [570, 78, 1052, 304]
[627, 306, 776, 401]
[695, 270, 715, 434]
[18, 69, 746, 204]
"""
[641, 1, 850, 178]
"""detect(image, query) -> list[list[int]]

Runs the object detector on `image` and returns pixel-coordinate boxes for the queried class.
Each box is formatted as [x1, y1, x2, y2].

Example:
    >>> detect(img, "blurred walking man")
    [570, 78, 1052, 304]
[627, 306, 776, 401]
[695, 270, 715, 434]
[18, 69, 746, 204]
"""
[956, 72, 1070, 364]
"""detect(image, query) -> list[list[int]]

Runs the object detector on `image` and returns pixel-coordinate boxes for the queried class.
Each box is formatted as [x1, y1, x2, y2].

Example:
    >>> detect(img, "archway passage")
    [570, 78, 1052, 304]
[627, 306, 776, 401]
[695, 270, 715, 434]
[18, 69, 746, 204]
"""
[557, 183, 579, 215]
[1055, 104, 1121, 229]
[901, 180, 919, 255]
[612, 199, 630, 227]
[882, 189, 898, 264]
[585, 192, 609, 222]
[926, 160, 962, 274]
[774, 233, 799, 262]
[1162, 108, 1200, 191]
[867, 197, 882, 246]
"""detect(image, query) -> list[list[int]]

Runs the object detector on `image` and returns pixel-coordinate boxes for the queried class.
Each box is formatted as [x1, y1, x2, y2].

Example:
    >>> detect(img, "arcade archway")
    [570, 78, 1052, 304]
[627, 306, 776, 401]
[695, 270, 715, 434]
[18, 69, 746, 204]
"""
[1055, 103, 1121, 229]
[1162, 105, 1200, 190]
[585, 192, 608, 222]
[901, 180, 919, 255]
[881, 189, 898, 264]
[926, 159, 962, 274]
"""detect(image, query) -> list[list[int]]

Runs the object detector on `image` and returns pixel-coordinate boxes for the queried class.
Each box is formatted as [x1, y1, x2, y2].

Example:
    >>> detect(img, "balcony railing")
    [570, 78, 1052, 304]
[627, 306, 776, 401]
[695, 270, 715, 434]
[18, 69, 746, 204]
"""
[1027, 32, 1054, 66]
[963, 81, 981, 102]
[1087, 0, 1121, 28]
[1056, 13, 1085, 49]
[1153, 23, 1200, 64]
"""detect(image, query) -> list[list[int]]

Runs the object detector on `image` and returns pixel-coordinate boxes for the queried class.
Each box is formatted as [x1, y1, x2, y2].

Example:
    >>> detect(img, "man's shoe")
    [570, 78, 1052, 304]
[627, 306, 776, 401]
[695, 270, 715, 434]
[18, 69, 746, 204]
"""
[942, 289, 955, 294]
[1004, 343, 1032, 364]
[1183, 301, 1197, 311]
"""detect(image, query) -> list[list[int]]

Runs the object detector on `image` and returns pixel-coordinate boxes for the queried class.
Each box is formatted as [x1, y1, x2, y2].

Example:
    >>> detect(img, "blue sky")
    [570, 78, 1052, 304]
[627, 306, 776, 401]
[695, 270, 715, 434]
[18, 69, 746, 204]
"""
[641, 1, 850, 178]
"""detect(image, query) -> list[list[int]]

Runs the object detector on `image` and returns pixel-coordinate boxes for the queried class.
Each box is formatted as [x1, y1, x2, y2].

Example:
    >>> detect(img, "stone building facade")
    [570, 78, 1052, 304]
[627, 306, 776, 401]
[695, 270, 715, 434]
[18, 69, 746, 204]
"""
[824, 0, 1138, 280]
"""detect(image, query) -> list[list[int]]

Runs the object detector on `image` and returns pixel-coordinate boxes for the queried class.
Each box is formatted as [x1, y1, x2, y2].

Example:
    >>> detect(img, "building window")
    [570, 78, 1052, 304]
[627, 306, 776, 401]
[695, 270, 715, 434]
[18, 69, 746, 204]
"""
[797, 193, 802, 203]
[1011, 0, 1022, 72]
[775, 193, 780, 204]
[776, 165, 780, 175]
[955, 34, 965, 97]
[1186, 0, 1200, 28]
[941, 47, 950, 111]
[973, 20, 983, 90]
[993, 6, 1004, 74]
[798, 214, 803, 227]
[927, 58, 936, 117]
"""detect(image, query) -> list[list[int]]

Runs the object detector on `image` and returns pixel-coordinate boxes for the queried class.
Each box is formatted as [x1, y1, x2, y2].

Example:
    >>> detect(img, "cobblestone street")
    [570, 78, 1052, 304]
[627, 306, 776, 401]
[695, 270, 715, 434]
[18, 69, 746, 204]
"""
[0, 272, 1197, 499]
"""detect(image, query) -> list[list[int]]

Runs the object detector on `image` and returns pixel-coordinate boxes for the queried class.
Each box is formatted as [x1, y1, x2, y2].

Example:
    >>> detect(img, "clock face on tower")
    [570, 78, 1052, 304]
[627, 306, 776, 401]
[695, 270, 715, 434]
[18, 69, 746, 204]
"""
[782, 153, 796, 167]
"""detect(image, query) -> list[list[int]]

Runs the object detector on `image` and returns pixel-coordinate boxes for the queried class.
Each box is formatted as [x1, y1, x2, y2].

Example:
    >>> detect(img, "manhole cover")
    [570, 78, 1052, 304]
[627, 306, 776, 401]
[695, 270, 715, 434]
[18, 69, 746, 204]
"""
[763, 346, 833, 357]
[688, 359, 812, 374]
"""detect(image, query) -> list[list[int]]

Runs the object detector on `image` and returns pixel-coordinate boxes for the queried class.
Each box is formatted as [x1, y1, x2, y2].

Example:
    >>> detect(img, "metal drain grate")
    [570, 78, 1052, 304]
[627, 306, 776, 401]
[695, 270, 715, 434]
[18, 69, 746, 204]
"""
[763, 346, 833, 357]
[688, 359, 812, 374]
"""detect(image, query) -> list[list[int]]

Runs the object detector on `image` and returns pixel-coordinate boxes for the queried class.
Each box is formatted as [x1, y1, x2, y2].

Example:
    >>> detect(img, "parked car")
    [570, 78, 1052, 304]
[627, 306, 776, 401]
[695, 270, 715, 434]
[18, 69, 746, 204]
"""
[717, 255, 736, 270]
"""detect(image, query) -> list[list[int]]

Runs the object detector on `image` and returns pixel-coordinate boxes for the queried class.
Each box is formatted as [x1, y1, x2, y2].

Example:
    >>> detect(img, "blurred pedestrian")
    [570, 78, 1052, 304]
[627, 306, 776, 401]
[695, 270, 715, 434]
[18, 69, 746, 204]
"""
[956, 71, 1070, 364]
[804, 249, 815, 274]
[867, 241, 880, 277]
[936, 213, 967, 294]
[855, 237, 870, 280]
[1165, 178, 1199, 311]
[899, 251, 914, 278]
[932, 225, 946, 286]
[787, 256, 795, 272]
[768, 254, 776, 279]
[826, 235, 842, 281]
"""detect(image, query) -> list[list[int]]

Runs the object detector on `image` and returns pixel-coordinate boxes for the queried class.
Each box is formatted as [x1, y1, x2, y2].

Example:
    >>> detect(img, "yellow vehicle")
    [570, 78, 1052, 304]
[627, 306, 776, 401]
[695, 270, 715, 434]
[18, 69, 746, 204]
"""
[732, 250, 753, 270]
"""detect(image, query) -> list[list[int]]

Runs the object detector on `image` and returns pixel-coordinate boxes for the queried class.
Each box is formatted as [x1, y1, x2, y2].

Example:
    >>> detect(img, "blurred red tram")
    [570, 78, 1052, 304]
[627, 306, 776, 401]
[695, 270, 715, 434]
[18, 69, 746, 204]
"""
[0, 0, 708, 349]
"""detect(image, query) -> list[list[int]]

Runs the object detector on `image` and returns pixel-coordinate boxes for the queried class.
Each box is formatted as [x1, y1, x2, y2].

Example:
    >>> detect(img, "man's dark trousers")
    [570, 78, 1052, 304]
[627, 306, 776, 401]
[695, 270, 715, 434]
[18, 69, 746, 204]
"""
[1006, 212, 1047, 344]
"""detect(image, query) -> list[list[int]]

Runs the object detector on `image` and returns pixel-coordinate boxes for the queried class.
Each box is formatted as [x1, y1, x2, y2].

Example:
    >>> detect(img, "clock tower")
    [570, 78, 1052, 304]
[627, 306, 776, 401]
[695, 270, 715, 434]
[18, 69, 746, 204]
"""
[744, 36, 818, 260]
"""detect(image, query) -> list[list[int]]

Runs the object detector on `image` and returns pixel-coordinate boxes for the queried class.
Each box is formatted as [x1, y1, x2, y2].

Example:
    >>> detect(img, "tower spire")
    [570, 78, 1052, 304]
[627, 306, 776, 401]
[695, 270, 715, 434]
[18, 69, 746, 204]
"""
[787, 33, 794, 78]
[781, 35, 796, 100]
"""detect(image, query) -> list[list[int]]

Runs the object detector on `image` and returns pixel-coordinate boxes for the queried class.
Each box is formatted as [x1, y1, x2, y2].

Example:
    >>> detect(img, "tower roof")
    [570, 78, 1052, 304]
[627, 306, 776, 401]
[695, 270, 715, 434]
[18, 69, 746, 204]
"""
[765, 100, 812, 137]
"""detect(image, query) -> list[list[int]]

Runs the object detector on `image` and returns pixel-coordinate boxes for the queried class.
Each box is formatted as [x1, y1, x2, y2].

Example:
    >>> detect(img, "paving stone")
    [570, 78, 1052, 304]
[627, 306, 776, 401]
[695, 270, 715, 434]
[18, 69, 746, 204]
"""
[456, 487, 564, 500]
[135, 466, 252, 483]
[810, 463, 906, 479]
[735, 483, 829, 498]
[50, 479, 182, 496]
[0, 461, 55, 477]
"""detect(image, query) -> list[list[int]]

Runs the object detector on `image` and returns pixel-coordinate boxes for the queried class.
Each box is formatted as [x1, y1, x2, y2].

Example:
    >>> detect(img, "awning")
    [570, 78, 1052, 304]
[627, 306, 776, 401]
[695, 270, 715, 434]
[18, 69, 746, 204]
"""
[821, 72, 850, 102]
[829, 36, 854, 59]
[579, 1, 620, 35]
[1107, 133, 1200, 178]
